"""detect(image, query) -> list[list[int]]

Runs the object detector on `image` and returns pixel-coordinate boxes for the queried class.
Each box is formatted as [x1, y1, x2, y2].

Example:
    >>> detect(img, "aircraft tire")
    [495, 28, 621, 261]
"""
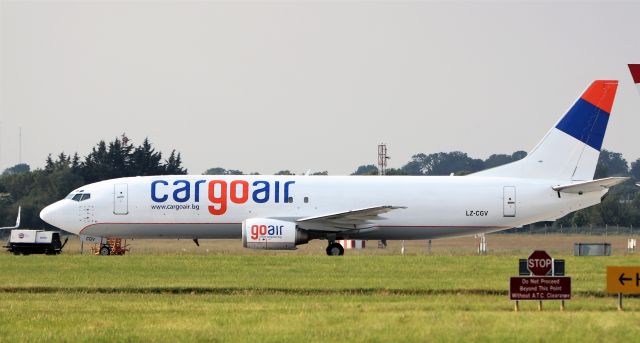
[99, 246, 110, 256]
[326, 242, 344, 256]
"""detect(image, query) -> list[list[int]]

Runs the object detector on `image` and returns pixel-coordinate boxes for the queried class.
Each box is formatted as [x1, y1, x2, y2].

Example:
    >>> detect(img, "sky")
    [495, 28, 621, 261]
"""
[1, 1, 639, 175]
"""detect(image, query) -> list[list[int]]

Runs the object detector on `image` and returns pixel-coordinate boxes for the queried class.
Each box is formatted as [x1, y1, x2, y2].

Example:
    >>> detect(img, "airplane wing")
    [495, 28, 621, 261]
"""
[296, 205, 406, 231]
[0, 206, 21, 230]
[552, 177, 628, 194]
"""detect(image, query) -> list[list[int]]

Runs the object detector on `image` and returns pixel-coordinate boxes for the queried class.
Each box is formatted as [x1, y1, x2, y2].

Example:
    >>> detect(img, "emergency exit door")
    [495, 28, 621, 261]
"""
[503, 186, 516, 217]
[114, 184, 128, 215]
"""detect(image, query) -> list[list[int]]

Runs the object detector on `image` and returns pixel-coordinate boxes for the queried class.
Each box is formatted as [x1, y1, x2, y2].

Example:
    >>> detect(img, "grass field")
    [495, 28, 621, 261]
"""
[2, 235, 640, 342]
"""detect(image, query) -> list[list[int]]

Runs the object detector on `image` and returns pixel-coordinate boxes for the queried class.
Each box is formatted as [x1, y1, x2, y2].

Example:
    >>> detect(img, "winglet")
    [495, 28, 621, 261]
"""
[0, 206, 21, 230]
[629, 64, 640, 84]
[15, 206, 20, 227]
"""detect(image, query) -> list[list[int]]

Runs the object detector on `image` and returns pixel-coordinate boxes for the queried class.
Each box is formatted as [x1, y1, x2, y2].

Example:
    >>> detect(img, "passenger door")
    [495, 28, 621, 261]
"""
[114, 183, 128, 215]
[503, 186, 516, 217]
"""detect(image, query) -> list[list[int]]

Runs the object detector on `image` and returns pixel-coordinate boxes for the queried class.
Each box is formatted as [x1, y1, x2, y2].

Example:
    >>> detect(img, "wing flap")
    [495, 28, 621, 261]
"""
[297, 205, 405, 230]
[552, 177, 628, 194]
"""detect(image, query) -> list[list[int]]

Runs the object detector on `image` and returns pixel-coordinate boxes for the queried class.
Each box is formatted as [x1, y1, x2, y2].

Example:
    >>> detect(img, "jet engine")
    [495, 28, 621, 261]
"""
[242, 218, 309, 250]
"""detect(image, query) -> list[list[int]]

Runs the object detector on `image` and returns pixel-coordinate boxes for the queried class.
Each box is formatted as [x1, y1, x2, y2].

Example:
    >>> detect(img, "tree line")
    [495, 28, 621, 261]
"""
[0, 135, 638, 231]
[0, 135, 186, 229]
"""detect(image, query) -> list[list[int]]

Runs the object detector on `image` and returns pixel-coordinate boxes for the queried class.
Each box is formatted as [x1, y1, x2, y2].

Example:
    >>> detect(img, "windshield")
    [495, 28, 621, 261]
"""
[67, 191, 91, 202]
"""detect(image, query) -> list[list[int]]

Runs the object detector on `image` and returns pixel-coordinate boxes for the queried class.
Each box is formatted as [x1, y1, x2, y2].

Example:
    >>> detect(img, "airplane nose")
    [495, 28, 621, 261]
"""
[40, 200, 81, 235]
[40, 201, 62, 227]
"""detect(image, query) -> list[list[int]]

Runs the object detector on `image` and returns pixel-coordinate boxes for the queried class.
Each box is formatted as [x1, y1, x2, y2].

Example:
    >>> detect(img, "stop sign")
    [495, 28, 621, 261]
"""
[527, 250, 552, 276]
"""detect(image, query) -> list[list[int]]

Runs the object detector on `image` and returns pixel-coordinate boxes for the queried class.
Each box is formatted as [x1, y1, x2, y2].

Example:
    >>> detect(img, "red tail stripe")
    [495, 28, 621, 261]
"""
[580, 80, 618, 114]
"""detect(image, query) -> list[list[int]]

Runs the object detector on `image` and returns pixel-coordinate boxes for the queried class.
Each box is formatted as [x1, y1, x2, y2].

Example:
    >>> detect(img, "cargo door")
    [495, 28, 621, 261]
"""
[114, 184, 128, 215]
[503, 186, 516, 217]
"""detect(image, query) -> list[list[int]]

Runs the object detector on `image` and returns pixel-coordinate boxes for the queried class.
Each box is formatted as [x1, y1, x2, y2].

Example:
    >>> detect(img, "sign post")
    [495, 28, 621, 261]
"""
[606, 266, 640, 311]
[510, 250, 570, 311]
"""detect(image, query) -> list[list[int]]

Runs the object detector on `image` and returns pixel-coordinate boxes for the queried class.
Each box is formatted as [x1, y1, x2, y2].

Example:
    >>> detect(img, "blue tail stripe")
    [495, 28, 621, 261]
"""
[555, 98, 609, 151]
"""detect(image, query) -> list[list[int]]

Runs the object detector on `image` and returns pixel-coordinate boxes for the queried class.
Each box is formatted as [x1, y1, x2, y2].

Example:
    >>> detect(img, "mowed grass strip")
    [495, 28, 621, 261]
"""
[2, 293, 640, 342]
[3, 254, 640, 342]
[1, 255, 638, 291]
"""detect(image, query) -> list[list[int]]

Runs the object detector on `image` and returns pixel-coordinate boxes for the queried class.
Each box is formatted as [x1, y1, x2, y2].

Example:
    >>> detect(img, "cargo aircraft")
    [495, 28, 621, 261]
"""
[41, 80, 627, 255]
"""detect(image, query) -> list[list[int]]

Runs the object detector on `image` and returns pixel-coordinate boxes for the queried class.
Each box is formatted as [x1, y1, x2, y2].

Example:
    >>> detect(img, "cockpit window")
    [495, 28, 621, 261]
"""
[66, 189, 85, 200]
[69, 193, 91, 202]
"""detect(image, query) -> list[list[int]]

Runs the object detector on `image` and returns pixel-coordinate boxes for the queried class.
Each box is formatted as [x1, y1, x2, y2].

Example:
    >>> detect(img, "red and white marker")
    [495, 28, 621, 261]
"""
[338, 240, 366, 249]
[629, 64, 640, 95]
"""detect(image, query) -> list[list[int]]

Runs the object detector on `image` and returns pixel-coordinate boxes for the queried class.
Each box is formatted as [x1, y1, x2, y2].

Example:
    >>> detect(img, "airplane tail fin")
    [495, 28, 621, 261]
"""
[475, 80, 618, 181]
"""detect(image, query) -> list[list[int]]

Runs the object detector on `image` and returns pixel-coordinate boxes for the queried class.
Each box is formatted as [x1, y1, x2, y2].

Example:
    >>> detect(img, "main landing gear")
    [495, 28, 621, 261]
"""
[326, 241, 344, 256]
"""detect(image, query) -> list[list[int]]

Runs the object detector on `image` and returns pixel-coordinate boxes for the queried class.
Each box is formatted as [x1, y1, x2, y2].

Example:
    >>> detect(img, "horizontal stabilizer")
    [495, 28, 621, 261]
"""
[552, 177, 628, 194]
[297, 205, 406, 226]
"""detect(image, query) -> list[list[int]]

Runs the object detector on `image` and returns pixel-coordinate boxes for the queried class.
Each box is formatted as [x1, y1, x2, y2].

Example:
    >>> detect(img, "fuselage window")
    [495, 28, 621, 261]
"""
[304, 197, 309, 203]
[80, 194, 91, 201]
[288, 197, 294, 203]
[72, 194, 82, 201]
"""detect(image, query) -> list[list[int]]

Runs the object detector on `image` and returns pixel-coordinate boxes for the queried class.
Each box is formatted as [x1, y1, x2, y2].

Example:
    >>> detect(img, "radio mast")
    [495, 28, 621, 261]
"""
[377, 143, 389, 175]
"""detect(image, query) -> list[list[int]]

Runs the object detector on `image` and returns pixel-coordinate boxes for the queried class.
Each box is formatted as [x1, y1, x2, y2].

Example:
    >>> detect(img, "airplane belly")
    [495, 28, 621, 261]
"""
[80, 223, 242, 239]
[350, 225, 509, 240]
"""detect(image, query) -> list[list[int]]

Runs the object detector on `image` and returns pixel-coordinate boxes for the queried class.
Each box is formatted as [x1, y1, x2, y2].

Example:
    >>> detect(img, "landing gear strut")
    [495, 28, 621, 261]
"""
[326, 242, 344, 256]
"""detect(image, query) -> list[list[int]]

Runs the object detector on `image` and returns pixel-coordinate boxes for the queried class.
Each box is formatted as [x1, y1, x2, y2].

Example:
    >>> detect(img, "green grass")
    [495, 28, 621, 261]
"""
[2, 254, 640, 342]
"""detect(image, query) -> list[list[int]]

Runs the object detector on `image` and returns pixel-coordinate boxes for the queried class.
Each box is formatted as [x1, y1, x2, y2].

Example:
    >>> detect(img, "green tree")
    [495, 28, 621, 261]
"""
[483, 151, 527, 169]
[2, 163, 30, 175]
[594, 149, 629, 178]
[352, 165, 378, 175]
[203, 168, 243, 175]
[401, 152, 484, 176]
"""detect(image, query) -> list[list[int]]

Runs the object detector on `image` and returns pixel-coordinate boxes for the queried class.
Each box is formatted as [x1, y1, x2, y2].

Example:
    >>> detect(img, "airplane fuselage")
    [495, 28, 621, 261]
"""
[41, 175, 603, 240]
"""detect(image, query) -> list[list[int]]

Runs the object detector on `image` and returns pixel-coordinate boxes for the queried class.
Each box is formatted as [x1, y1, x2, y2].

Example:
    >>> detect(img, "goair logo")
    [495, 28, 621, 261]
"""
[151, 179, 295, 216]
[250, 224, 284, 240]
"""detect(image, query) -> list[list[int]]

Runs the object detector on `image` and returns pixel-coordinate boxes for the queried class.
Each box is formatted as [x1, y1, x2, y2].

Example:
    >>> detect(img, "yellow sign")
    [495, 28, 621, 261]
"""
[607, 266, 640, 293]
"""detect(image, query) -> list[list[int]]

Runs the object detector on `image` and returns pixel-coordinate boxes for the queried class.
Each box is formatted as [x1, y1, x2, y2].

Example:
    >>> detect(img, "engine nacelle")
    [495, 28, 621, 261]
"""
[242, 218, 309, 250]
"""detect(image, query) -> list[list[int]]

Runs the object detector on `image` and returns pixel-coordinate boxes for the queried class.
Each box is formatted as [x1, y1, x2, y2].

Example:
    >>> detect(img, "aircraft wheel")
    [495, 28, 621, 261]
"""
[326, 242, 344, 256]
[99, 246, 111, 256]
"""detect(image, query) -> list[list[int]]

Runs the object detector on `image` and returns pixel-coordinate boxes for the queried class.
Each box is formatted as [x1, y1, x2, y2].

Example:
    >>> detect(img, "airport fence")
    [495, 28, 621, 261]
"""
[503, 224, 636, 236]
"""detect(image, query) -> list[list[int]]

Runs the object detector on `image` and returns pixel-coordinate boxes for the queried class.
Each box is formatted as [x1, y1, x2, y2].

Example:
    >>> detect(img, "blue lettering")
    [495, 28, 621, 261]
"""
[173, 180, 190, 203]
[151, 180, 169, 202]
[252, 181, 270, 203]
[194, 180, 206, 202]
[284, 181, 295, 202]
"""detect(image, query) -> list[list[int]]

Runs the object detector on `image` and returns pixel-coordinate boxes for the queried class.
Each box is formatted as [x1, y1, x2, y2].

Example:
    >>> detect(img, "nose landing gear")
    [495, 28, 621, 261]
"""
[326, 241, 344, 256]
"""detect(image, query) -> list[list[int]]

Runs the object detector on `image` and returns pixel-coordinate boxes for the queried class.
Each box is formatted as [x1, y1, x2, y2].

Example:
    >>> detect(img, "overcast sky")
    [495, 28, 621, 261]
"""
[1, 1, 639, 175]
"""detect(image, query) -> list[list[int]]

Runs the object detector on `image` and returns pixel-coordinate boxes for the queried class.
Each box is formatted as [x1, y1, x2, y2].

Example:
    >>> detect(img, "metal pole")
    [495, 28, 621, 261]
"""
[560, 300, 565, 311]
[538, 300, 543, 311]
[618, 293, 623, 311]
[514, 301, 519, 312]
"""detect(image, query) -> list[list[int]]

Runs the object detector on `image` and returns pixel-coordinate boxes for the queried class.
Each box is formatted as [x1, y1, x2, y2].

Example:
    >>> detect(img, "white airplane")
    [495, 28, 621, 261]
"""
[41, 80, 627, 255]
